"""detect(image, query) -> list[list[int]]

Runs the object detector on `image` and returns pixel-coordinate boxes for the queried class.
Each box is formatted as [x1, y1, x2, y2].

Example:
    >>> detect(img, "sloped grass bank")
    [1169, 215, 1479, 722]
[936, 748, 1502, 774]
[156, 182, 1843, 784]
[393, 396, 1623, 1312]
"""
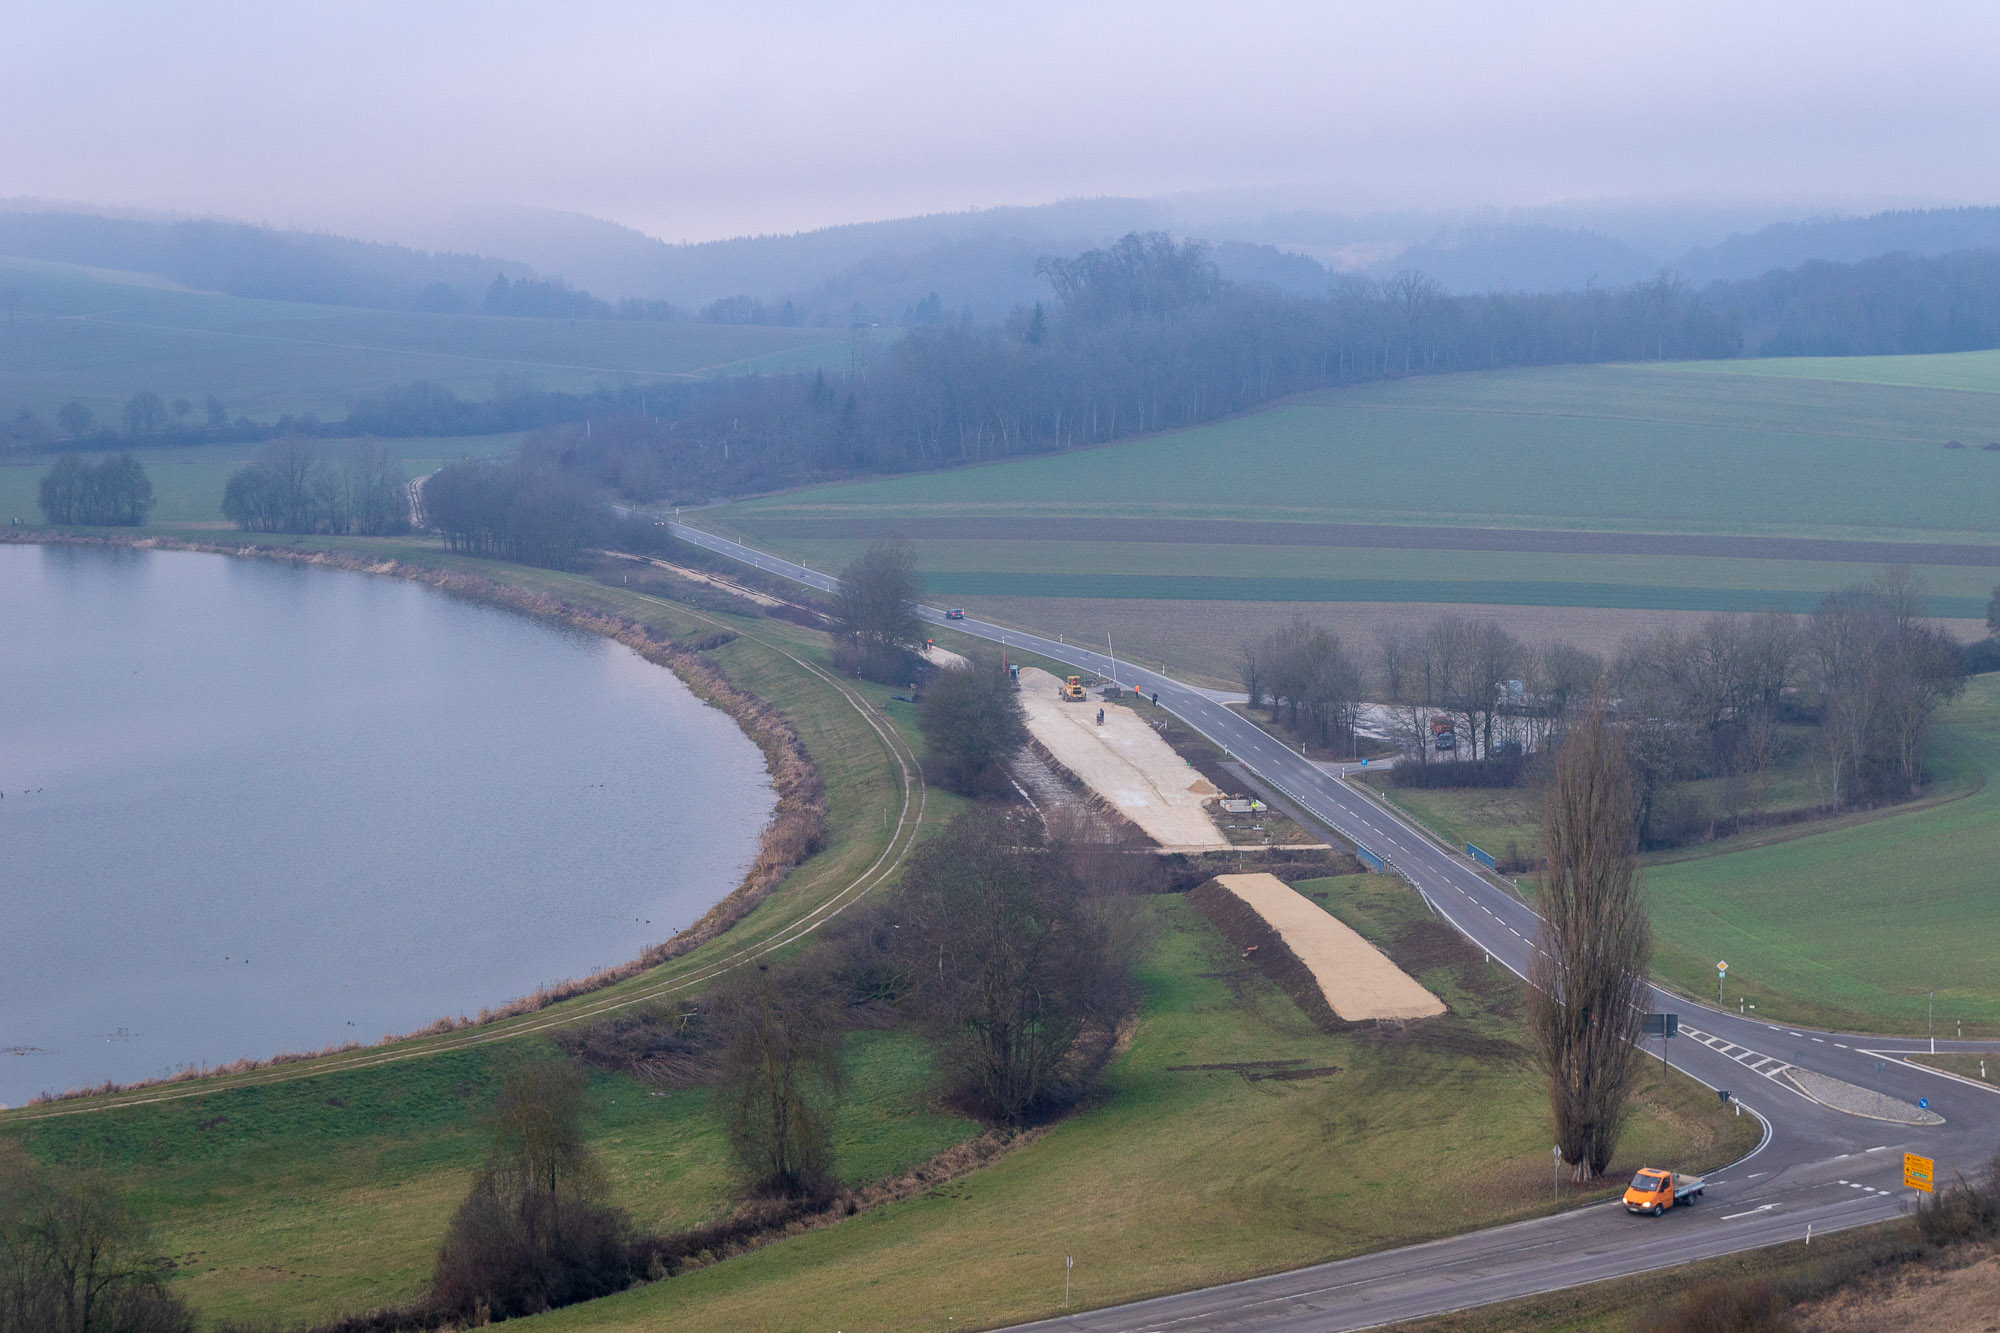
[518, 878, 1753, 1332]
[1370, 679, 2000, 1035]
[1645, 677, 2000, 1034]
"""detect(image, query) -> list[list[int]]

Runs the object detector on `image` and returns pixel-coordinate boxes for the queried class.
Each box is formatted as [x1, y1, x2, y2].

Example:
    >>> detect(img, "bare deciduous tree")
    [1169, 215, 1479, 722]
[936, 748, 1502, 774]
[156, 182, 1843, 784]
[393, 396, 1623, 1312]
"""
[0, 1142, 195, 1333]
[896, 810, 1133, 1123]
[431, 1056, 633, 1322]
[917, 652, 1028, 793]
[1527, 698, 1651, 1181]
[831, 538, 925, 684]
[711, 964, 846, 1200]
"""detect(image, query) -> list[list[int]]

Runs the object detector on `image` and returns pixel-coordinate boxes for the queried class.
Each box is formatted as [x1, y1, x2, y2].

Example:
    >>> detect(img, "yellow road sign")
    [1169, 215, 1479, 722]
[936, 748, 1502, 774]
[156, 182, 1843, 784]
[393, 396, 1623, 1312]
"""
[1904, 1152, 1935, 1192]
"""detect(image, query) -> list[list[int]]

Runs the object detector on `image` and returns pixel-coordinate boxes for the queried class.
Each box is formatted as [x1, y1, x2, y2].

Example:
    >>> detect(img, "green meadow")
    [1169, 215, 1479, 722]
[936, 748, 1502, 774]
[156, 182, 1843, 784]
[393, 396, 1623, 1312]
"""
[717, 361, 2000, 541]
[0, 435, 520, 526]
[1379, 676, 2000, 1035]
[0, 255, 857, 422]
[740, 535, 1998, 618]
[1643, 674, 2000, 1034]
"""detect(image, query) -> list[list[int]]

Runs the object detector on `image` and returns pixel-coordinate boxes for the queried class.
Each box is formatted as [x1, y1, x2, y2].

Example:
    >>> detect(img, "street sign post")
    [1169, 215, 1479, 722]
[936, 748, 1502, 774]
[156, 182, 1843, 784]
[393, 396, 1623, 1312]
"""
[1718, 960, 1728, 1004]
[1905, 1153, 1935, 1192]
[1643, 1013, 1679, 1069]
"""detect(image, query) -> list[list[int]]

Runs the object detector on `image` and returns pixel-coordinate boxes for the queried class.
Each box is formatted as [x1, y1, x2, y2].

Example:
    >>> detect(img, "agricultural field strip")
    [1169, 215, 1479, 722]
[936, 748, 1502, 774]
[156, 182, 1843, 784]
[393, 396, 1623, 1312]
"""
[50, 311, 769, 381]
[1317, 394, 1997, 445]
[726, 517, 2000, 567]
[0, 576, 926, 1124]
[758, 542, 2000, 607]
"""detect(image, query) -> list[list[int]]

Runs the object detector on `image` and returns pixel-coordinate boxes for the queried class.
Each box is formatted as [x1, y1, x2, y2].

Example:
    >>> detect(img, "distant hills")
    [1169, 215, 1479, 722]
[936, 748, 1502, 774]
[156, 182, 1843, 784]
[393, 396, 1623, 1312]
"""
[6, 197, 2000, 330]
[0, 207, 531, 312]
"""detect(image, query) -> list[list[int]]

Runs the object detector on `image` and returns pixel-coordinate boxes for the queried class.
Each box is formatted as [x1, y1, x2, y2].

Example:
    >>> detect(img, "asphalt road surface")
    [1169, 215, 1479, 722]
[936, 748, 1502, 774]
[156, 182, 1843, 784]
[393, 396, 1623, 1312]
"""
[669, 520, 2000, 1331]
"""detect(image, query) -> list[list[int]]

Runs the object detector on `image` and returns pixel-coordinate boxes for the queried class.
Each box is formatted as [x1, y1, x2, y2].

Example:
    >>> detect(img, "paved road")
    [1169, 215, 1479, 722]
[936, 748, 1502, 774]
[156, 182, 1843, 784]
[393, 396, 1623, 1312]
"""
[668, 520, 2000, 1330]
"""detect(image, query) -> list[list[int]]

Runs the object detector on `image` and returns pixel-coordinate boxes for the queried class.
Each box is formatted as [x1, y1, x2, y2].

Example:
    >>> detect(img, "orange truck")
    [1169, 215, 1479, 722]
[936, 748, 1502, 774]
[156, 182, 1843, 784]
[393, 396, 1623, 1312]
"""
[1623, 1168, 1705, 1215]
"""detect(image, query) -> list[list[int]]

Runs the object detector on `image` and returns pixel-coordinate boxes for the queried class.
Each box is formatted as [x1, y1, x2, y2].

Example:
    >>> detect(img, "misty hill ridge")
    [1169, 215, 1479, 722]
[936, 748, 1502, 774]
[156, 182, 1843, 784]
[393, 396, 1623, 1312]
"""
[9, 200, 2000, 334]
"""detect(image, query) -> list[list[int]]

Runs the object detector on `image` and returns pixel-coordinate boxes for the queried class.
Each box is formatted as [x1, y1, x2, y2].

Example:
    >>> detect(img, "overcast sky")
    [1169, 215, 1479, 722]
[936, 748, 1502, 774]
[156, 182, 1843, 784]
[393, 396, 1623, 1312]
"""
[6, 0, 1999, 243]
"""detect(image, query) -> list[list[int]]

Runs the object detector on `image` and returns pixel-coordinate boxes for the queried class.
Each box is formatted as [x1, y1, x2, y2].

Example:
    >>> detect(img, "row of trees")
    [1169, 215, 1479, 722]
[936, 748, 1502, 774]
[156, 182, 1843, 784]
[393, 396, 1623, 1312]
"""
[533, 234, 1745, 504]
[1241, 616, 1364, 752]
[1243, 572, 1967, 847]
[4, 394, 240, 452]
[417, 452, 606, 569]
[35, 452, 154, 525]
[221, 437, 411, 536]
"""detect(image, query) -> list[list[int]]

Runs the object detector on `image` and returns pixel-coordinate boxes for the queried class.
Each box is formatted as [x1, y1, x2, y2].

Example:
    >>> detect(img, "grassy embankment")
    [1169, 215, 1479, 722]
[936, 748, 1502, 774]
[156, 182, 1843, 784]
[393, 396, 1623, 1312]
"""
[1911, 1054, 1998, 1084]
[1374, 676, 2000, 1035]
[0, 254, 858, 421]
[0, 530, 967, 1327]
[702, 355, 2000, 681]
[509, 873, 1755, 1332]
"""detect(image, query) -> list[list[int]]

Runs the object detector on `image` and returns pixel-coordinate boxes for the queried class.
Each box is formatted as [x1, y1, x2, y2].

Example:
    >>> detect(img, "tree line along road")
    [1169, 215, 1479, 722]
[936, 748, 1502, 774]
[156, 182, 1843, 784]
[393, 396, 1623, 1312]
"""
[667, 519, 2000, 1333]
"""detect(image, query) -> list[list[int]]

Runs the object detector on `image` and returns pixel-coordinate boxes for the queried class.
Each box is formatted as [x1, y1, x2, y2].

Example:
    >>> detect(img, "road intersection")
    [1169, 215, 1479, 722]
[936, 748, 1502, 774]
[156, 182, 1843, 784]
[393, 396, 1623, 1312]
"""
[669, 519, 2000, 1331]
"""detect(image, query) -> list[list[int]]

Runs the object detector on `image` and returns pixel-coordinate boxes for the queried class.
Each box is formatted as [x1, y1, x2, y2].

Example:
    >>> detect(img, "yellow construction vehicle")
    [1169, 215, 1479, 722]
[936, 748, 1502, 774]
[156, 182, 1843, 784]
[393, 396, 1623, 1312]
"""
[1061, 675, 1088, 701]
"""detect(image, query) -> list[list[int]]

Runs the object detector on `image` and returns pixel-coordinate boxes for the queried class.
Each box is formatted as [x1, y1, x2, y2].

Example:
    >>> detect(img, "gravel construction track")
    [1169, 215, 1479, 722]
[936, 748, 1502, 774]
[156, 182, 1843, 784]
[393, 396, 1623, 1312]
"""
[1215, 872, 1444, 1021]
[1016, 667, 1230, 851]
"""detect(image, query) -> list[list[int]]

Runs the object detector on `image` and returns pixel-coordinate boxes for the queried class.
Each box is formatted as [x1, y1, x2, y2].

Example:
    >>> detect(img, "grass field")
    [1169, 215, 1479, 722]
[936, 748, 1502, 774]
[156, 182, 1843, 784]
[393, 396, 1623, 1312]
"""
[1368, 677, 2000, 1035]
[1642, 674, 2000, 1034]
[1661, 346, 2000, 394]
[14, 1030, 970, 1328]
[718, 362, 2000, 541]
[696, 355, 2000, 685]
[514, 876, 1754, 1332]
[0, 255, 858, 422]
[1910, 1053, 1997, 1084]
[0, 434, 520, 526]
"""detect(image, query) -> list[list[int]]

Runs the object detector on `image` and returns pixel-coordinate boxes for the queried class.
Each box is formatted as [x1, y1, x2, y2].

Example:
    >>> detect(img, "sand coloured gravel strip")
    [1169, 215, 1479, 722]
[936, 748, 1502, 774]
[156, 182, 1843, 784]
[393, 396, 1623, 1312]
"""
[1015, 667, 1230, 851]
[1214, 873, 1445, 1021]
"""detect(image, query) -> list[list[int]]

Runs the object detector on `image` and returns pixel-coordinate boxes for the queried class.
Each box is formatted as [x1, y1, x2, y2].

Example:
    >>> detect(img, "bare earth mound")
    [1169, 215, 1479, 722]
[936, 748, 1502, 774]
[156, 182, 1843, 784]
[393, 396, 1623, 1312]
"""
[1213, 873, 1446, 1022]
[1015, 667, 1230, 851]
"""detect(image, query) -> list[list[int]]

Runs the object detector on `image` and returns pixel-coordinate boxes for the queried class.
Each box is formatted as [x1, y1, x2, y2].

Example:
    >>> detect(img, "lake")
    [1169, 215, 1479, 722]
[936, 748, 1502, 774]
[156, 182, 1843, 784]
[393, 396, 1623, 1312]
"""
[0, 542, 776, 1106]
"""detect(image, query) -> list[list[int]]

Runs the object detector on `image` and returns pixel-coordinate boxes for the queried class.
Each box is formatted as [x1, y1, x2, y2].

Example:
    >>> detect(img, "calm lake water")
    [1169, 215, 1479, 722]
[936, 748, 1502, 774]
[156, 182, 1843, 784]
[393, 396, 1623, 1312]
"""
[0, 543, 775, 1106]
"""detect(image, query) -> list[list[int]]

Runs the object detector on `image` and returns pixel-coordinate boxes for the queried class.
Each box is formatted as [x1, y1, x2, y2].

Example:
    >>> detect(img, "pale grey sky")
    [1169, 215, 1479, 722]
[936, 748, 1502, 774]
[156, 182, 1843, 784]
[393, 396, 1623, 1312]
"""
[5, 0, 1996, 242]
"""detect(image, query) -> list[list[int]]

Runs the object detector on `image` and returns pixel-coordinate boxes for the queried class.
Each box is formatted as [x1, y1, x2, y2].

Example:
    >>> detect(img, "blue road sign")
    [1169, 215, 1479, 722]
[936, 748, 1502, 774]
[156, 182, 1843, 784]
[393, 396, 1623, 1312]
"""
[1919, 1097, 1930, 1109]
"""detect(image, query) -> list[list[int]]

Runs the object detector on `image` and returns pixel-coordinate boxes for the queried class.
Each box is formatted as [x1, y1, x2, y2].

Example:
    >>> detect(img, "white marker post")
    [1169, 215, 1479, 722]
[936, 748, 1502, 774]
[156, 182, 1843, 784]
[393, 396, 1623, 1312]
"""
[1553, 1144, 1562, 1204]
[1065, 1255, 1074, 1309]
